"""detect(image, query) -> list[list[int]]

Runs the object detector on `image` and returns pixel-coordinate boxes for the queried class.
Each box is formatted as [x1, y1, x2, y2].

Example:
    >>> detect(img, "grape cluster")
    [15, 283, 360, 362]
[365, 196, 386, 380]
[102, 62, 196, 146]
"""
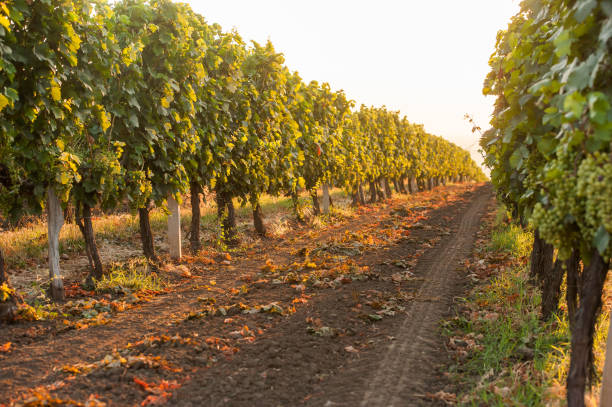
[530, 149, 583, 259]
[577, 153, 612, 256]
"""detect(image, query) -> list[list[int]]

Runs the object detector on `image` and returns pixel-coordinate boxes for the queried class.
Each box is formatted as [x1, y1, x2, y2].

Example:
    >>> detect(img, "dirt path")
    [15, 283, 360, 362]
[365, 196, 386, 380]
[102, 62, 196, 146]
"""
[360, 184, 490, 405]
[0, 184, 493, 406]
[302, 184, 492, 407]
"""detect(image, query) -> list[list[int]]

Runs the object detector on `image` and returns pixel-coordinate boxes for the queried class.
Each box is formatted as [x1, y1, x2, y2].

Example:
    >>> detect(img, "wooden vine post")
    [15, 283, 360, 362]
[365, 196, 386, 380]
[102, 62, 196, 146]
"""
[321, 184, 331, 214]
[167, 196, 182, 260]
[47, 188, 65, 301]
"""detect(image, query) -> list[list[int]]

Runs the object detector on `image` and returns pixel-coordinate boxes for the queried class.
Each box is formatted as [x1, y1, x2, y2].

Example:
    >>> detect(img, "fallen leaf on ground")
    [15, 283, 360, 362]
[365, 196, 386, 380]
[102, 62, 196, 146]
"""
[425, 390, 456, 404]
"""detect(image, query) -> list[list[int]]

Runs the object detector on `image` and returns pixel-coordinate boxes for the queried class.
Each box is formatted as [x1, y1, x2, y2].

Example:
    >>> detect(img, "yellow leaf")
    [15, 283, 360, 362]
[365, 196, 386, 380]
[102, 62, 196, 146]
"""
[58, 172, 70, 185]
[50, 85, 61, 102]
[0, 282, 15, 301]
[0, 15, 9, 32]
[0, 94, 8, 112]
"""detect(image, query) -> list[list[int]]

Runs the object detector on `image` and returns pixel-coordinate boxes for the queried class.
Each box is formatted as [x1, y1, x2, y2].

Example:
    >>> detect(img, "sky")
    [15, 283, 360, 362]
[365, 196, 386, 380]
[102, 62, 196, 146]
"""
[185, 0, 520, 169]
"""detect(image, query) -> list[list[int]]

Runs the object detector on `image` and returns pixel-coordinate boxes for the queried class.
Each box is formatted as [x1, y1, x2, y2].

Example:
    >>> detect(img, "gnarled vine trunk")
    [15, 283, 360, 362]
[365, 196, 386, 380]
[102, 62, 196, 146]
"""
[540, 256, 565, 320]
[190, 181, 202, 254]
[566, 249, 581, 331]
[358, 183, 366, 205]
[253, 202, 266, 237]
[417, 178, 424, 191]
[377, 178, 387, 200]
[0, 248, 20, 323]
[76, 202, 104, 281]
[310, 189, 321, 215]
[216, 191, 238, 245]
[139, 206, 157, 261]
[369, 181, 377, 203]
[566, 250, 609, 407]
[392, 178, 400, 194]
[291, 191, 305, 223]
[0, 247, 6, 286]
[529, 230, 554, 283]
[383, 178, 392, 197]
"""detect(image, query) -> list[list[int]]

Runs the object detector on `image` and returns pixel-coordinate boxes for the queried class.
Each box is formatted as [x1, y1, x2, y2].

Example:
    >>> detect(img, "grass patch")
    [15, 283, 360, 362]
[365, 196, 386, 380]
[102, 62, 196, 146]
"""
[450, 265, 569, 405]
[488, 223, 532, 259]
[94, 258, 164, 293]
[448, 205, 610, 406]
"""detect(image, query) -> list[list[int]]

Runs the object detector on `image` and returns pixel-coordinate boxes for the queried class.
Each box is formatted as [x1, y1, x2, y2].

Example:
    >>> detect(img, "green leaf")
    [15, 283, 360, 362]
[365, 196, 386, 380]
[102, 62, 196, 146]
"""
[594, 226, 610, 255]
[566, 54, 599, 91]
[600, 17, 612, 43]
[537, 137, 556, 155]
[128, 114, 139, 128]
[563, 92, 586, 118]
[574, 0, 597, 23]
[587, 92, 610, 125]
[509, 149, 523, 169]
[554, 29, 574, 57]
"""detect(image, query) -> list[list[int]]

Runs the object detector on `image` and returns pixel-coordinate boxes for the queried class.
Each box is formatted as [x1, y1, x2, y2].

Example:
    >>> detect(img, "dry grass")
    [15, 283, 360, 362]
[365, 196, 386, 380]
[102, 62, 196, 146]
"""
[0, 188, 354, 270]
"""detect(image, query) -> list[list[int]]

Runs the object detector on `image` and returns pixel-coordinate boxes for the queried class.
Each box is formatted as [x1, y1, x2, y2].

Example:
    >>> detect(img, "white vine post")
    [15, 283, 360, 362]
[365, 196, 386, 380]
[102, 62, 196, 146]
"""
[47, 188, 65, 300]
[322, 183, 331, 214]
[167, 196, 182, 260]
[410, 177, 418, 193]
[601, 318, 612, 407]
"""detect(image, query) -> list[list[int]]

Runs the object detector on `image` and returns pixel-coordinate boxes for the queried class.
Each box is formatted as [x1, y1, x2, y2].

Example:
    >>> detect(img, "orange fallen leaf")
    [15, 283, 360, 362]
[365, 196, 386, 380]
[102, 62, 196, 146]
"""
[0, 342, 11, 353]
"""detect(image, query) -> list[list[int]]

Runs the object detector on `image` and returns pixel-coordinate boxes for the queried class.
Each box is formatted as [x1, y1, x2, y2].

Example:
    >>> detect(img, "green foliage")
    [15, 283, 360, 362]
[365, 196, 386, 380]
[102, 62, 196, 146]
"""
[481, 0, 612, 260]
[0, 0, 89, 216]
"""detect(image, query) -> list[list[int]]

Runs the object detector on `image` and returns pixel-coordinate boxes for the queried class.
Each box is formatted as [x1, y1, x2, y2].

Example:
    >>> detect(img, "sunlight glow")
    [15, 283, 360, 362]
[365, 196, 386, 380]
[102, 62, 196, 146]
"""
[185, 0, 520, 167]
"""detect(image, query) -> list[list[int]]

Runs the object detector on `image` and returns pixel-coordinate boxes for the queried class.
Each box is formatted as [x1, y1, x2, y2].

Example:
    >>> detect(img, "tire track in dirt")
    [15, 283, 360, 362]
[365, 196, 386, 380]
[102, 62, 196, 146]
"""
[358, 185, 491, 406]
[302, 185, 492, 407]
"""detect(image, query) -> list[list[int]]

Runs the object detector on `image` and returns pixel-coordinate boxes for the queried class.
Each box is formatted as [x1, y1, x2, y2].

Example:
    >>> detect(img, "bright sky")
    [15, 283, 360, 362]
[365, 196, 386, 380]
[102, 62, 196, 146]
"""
[186, 1, 520, 168]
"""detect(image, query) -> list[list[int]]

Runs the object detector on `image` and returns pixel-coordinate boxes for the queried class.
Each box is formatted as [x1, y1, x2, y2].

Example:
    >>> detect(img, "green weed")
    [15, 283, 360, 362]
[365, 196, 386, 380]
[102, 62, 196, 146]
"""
[489, 223, 532, 259]
[451, 205, 610, 406]
[94, 258, 163, 293]
[455, 266, 568, 405]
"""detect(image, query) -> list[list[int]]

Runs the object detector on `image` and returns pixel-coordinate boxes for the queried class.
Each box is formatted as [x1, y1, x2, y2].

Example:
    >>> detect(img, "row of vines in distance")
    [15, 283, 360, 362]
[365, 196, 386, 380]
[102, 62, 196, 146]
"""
[0, 0, 484, 308]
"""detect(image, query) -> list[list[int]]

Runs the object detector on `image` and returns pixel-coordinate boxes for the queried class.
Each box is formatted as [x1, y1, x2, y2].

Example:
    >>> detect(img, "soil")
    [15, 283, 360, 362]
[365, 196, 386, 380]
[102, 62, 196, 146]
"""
[0, 183, 493, 406]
